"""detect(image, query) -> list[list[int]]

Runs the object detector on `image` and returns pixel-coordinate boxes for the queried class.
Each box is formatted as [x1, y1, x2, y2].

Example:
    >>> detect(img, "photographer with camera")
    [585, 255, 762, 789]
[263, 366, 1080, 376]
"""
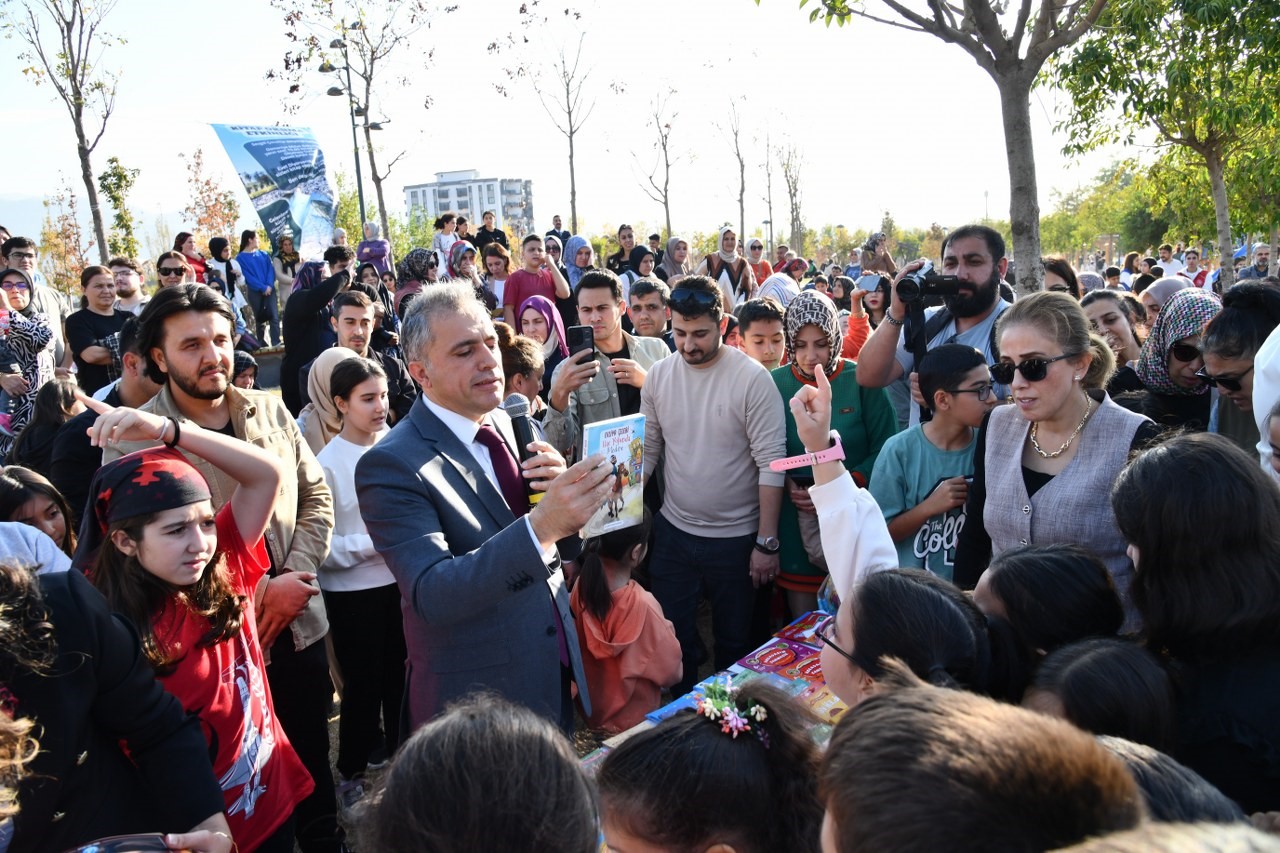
[855, 225, 1013, 427]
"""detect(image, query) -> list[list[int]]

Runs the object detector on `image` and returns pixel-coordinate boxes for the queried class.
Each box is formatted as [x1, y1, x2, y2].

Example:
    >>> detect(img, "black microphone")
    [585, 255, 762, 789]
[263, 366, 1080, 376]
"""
[502, 392, 543, 505]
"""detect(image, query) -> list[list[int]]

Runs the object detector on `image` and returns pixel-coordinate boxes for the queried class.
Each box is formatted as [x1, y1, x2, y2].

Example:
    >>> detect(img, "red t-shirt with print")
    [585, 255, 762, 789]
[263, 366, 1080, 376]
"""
[153, 504, 313, 851]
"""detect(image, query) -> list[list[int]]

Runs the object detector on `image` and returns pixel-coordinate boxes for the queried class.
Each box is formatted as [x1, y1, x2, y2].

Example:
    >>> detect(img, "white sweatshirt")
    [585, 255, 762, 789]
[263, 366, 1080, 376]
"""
[315, 431, 397, 591]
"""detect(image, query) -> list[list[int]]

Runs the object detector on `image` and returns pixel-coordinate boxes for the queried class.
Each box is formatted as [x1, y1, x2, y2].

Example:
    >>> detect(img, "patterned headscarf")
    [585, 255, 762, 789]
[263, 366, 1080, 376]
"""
[784, 290, 844, 378]
[448, 241, 477, 279]
[291, 260, 326, 294]
[72, 447, 212, 572]
[1136, 288, 1221, 396]
[397, 247, 434, 284]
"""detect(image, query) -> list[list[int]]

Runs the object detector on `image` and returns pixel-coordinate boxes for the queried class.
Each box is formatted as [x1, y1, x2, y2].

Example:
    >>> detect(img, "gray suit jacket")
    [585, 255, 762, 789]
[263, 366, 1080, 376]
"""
[355, 396, 591, 731]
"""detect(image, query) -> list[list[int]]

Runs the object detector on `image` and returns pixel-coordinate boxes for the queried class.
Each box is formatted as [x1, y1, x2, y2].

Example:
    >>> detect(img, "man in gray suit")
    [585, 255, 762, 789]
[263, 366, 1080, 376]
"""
[355, 284, 612, 733]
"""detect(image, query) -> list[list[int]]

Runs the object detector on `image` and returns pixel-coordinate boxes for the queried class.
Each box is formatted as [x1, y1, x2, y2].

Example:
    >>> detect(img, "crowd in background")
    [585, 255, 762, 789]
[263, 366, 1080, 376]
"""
[0, 212, 1278, 852]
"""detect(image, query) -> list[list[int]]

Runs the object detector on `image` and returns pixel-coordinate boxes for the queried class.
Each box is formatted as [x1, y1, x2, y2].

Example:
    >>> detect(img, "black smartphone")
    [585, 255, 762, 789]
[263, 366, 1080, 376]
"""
[566, 325, 595, 358]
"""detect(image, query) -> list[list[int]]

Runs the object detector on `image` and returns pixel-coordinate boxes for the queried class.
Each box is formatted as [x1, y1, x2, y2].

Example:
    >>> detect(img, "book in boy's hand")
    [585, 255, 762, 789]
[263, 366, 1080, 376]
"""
[580, 413, 645, 539]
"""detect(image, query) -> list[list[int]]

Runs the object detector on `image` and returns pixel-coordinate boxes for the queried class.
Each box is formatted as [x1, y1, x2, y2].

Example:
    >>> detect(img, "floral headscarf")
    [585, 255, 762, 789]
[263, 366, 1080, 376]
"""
[784, 290, 844, 379]
[1136, 288, 1221, 396]
[398, 247, 434, 284]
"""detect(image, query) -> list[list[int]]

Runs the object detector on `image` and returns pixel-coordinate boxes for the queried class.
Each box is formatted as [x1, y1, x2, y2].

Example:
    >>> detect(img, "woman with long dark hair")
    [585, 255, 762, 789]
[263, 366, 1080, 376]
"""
[1113, 432, 1280, 812]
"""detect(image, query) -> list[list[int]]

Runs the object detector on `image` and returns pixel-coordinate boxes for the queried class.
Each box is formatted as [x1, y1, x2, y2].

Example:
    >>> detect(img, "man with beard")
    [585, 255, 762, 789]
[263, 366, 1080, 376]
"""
[109, 257, 150, 316]
[640, 275, 787, 695]
[298, 289, 417, 424]
[103, 284, 345, 853]
[855, 224, 1012, 427]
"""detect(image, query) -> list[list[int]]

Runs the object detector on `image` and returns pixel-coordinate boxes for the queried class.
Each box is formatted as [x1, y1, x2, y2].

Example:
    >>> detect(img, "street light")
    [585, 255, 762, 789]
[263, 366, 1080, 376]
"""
[322, 22, 368, 223]
[762, 219, 773, 255]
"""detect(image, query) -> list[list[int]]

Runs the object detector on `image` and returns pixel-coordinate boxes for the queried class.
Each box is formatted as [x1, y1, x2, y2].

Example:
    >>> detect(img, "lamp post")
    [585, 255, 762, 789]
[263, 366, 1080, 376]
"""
[762, 219, 773, 255]
[322, 22, 367, 223]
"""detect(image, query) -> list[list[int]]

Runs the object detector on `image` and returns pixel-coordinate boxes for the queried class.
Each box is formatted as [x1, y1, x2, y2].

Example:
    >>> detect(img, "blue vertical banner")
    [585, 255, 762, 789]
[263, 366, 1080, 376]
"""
[210, 124, 336, 260]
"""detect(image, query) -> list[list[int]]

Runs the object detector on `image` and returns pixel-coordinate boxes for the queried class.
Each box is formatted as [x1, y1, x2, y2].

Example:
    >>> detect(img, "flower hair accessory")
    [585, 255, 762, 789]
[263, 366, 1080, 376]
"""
[694, 678, 770, 745]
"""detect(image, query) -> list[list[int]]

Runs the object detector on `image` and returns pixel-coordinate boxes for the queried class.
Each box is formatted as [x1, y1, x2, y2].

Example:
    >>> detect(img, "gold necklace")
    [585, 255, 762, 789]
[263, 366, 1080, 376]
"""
[1029, 394, 1094, 459]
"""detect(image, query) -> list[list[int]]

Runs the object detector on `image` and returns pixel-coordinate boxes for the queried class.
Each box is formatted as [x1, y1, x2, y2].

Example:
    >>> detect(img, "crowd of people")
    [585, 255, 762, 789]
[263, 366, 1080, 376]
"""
[0, 213, 1278, 852]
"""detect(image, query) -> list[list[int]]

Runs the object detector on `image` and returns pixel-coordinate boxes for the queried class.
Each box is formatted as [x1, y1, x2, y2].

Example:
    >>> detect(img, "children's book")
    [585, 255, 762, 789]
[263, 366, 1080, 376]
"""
[580, 413, 645, 538]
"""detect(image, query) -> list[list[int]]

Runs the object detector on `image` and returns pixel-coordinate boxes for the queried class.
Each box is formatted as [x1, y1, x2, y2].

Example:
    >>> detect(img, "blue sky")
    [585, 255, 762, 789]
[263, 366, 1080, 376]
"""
[0, 0, 1134, 255]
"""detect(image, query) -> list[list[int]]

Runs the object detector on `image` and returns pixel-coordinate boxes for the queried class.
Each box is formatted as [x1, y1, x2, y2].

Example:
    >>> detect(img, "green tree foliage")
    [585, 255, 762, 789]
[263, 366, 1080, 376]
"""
[97, 156, 140, 260]
[772, 0, 1112, 294]
[1046, 0, 1280, 288]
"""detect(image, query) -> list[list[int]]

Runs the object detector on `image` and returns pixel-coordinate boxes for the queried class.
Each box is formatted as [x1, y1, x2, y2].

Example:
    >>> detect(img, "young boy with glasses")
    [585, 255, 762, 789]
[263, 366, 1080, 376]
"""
[868, 344, 996, 581]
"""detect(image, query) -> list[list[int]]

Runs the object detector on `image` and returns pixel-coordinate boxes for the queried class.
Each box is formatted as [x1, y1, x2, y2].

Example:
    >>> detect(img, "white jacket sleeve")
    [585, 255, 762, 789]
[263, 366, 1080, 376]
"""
[811, 473, 899, 599]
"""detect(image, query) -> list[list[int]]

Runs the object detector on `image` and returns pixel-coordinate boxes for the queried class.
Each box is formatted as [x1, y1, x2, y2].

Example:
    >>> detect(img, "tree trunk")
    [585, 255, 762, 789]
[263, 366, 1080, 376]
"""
[568, 129, 578, 236]
[997, 73, 1042, 295]
[1271, 223, 1279, 278]
[77, 135, 108, 263]
[738, 154, 745, 247]
[363, 124, 391, 241]
[1204, 147, 1234, 291]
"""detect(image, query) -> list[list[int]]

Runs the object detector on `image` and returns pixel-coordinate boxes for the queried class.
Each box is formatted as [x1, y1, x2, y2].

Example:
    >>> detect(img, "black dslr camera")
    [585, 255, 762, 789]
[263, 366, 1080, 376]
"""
[895, 261, 963, 304]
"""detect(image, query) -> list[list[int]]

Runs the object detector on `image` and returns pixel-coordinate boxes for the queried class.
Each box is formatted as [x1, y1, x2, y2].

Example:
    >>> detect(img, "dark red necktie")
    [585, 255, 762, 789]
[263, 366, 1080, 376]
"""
[476, 422, 530, 517]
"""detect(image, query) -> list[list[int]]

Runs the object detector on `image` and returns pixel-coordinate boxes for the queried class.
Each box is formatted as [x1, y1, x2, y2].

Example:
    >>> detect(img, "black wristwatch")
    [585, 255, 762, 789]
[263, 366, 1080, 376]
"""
[754, 535, 781, 555]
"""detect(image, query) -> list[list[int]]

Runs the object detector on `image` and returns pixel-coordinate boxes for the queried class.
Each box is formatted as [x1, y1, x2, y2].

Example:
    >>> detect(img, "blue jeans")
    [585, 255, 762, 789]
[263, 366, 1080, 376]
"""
[648, 512, 756, 695]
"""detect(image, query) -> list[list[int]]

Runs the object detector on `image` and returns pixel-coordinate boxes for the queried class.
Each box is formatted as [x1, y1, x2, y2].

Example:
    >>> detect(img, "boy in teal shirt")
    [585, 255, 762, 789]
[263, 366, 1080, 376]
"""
[869, 344, 995, 580]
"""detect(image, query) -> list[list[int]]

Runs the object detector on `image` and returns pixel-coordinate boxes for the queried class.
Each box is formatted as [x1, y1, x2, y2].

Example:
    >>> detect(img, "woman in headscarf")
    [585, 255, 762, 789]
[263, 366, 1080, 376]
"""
[770, 290, 898, 615]
[0, 268, 55, 462]
[745, 237, 773, 286]
[563, 235, 596, 294]
[656, 235, 691, 284]
[290, 259, 326, 294]
[297, 347, 354, 455]
[1138, 276, 1191, 327]
[357, 220, 393, 276]
[518, 294, 569, 401]
[393, 247, 438, 318]
[204, 237, 241, 299]
[446, 240, 496, 315]
[695, 226, 755, 311]
[1115, 288, 1221, 433]
[620, 244, 658, 304]
[273, 234, 301, 293]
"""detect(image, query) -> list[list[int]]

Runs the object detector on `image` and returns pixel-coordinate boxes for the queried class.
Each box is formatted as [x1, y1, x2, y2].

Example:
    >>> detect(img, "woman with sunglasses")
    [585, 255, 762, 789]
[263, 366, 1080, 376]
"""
[745, 237, 773, 286]
[154, 251, 193, 289]
[0, 268, 56, 462]
[1116, 288, 1221, 433]
[952, 293, 1158, 628]
[1201, 283, 1280, 453]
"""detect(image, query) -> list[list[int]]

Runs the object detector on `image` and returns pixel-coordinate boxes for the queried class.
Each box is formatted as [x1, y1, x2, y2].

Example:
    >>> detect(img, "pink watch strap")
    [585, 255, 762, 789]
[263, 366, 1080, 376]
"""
[769, 431, 845, 472]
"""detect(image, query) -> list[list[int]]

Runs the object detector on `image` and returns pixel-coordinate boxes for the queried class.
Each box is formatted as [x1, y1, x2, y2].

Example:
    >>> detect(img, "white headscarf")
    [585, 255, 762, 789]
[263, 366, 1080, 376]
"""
[717, 226, 738, 263]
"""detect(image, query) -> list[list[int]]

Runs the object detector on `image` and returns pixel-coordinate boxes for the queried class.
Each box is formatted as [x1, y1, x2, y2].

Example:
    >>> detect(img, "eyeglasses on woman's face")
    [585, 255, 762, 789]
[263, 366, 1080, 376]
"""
[814, 613, 859, 668]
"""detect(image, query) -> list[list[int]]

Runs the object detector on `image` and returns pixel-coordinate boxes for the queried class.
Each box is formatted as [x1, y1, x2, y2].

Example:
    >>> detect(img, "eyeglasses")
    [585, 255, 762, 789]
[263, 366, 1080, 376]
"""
[1195, 363, 1253, 392]
[989, 354, 1073, 385]
[949, 382, 995, 401]
[6, 251, 36, 261]
[1169, 342, 1201, 363]
[0, 280, 30, 292]
[158, 266, 186, 277]
[814, 614, 860, 668]
[1048, 284, 1071, 293]
[668, 287, 721, 314]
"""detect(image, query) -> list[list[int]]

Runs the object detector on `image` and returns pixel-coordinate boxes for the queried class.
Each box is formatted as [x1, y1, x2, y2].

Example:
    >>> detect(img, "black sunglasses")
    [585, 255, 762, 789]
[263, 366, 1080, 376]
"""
[1169, 342, 1201, 363]
[989, 353, 1073, 385]
[1195, 364, 1253, 392]
[158, 266, 186, 277]
[669, 288, 721, 313]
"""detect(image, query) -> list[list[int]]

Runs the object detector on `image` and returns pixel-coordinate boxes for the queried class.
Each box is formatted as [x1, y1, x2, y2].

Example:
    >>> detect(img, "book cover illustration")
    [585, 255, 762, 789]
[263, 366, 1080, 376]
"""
[580, 413, 645, 539]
